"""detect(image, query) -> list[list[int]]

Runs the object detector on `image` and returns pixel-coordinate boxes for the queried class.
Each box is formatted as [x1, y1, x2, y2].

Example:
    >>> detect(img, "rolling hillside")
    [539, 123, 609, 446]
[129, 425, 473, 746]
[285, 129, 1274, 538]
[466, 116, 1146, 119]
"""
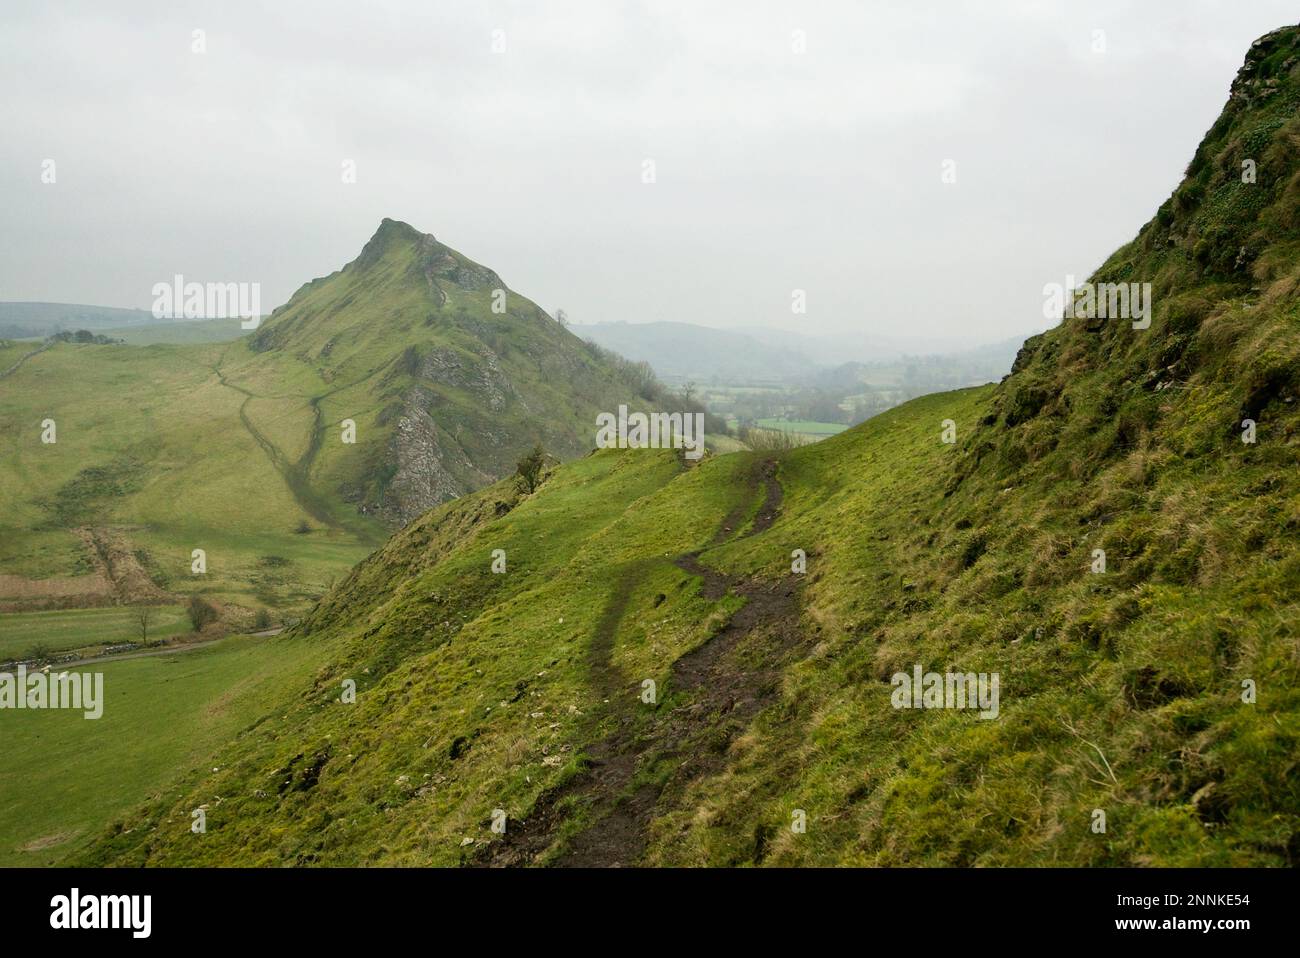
[0, 220, 655, 615]
[72, 27, 1300, 867]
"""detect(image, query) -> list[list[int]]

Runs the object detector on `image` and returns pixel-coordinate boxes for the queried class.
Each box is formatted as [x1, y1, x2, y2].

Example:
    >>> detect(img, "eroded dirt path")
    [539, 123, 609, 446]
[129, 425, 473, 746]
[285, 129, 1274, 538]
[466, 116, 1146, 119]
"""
[479, 457, 803, 867]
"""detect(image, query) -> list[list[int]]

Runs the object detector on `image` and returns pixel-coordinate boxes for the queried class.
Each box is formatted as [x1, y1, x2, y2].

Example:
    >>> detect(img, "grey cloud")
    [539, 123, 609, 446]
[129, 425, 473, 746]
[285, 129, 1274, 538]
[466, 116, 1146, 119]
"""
[1, 0, 1294, 344]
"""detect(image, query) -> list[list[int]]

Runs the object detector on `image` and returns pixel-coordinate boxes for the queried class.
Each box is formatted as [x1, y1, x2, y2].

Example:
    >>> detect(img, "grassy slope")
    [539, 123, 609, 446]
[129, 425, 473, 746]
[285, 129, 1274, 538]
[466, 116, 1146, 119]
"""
[71, 27, 1300, 866]
[78, 449, 756, 864]
[665, 381, 1297, 866]
[0, 337, 380, 609]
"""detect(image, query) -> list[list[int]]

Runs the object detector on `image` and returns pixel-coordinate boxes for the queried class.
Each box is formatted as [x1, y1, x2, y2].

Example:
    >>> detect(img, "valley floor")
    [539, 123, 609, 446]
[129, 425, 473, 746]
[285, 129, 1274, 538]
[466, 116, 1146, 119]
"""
[0, 630, 333, 866]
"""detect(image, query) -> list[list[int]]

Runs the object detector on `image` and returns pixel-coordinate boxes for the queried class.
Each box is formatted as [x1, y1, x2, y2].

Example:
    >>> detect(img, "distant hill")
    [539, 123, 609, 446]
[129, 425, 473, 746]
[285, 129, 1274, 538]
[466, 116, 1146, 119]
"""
[580, 320, 1036, 391]
[806, 336, 1030, 395]
[734, 325, 996, 366]
[0, 302, 247, 344]
[0, 301, 159, 338]
[580, 320, 819, 382]
[582, 319, 1002, 379]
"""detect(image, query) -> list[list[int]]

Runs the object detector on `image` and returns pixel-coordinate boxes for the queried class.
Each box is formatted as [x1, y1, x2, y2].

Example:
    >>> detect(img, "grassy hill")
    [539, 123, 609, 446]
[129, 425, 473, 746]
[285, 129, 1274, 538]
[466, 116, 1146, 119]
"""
[40, 25, 1300, 867]
[0, 220, 657, 618]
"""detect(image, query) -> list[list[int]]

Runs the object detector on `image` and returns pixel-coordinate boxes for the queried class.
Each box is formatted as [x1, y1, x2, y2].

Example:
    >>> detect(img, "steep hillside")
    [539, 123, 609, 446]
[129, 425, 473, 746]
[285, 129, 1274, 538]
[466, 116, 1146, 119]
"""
[0, 221, 654, 613]
[76, 27, 1300, 867]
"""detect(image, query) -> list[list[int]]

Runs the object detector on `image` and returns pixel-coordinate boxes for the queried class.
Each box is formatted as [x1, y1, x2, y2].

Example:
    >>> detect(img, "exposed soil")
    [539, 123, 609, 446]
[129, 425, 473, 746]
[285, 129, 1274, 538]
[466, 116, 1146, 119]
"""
[478, 457, 805, 867]
[74, 527, 170, 604]
[18, 829, 78, 854]
[0, 526, 169, 612]
[0, 571, 114, 611]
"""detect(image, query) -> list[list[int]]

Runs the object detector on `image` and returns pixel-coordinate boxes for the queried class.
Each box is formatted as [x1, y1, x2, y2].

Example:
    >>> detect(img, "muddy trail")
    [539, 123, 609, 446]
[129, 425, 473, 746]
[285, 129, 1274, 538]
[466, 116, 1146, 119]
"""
[479, 457, 804, 867]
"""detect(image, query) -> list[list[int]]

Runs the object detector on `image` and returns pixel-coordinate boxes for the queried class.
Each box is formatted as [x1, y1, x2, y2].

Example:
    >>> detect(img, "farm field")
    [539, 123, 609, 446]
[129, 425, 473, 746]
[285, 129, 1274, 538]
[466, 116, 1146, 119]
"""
[0, 604, 190, 662]
[0, 631, 333, 867]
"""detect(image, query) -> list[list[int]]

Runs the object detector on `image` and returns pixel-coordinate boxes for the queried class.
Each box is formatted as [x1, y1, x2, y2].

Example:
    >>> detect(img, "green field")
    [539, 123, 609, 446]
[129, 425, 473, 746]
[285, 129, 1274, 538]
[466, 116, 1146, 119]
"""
[0, 334, 385, 610]
[0, 605, 190, 661]
[0, 632, 332, 866]
[755, 418, 847, 437]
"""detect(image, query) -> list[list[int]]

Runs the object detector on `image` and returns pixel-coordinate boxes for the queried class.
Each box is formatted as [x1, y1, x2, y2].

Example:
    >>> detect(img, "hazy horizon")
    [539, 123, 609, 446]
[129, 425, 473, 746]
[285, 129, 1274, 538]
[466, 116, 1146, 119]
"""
[2, 1, 1296, 343]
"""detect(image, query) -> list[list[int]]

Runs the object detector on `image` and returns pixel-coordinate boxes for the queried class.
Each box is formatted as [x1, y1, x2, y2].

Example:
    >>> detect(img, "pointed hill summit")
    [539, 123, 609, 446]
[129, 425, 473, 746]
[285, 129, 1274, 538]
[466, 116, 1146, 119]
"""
[243, 217, 661, 523]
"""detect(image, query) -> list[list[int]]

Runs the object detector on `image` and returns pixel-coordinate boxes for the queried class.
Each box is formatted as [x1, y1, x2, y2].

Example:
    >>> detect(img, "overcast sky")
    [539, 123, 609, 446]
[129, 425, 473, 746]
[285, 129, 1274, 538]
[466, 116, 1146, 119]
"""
[1, 1, 1295, 346]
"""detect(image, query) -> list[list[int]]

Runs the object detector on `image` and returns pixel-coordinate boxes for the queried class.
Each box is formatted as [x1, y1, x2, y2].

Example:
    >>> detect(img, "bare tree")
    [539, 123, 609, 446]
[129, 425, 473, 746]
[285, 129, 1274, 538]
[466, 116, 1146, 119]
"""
[555, 308, 569, 327]
[136, 605, 156, 642]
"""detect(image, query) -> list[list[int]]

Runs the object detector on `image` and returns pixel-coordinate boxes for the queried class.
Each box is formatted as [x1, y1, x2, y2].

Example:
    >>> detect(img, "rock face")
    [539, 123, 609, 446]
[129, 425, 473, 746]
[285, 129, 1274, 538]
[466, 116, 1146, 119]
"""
[384, 388, 492, 524]
[418, 232, 504, 295]
[1230, 26, 1300, 102]
[420, 346, 514, 412]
